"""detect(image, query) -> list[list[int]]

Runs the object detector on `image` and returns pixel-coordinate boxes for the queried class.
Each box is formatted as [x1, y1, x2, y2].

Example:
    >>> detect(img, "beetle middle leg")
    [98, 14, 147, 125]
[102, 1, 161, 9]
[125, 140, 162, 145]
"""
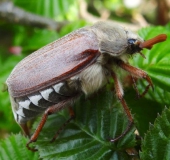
[116, 59, 154, 97]
[26, 96, 78, 151]
[110, 72, 134, 142]
[51, 106, 75, 142]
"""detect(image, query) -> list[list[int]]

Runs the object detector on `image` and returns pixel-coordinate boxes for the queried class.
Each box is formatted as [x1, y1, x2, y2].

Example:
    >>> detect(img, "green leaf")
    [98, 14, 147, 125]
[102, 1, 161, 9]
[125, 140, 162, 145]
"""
[125, 25, 170, 138]
[31, 89, 136, 159]
[140, 85, 170, 106]
[125, 89, 163, 137]
[140, 107, 170, 160]
[129, 24, 170, 112]
[131, 25, 170, 95]
[0, 134, 38, 160]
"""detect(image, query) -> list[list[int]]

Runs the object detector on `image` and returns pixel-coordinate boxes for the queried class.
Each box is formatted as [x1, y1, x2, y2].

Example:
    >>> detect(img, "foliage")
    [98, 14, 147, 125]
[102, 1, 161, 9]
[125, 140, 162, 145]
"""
[0, 0, 170, 160]
[0, 133, 38, 160]
[140, 107, 170, 160]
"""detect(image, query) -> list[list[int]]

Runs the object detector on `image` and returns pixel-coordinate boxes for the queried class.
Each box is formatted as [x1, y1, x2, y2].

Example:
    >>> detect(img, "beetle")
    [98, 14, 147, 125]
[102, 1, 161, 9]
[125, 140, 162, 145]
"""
[6, 21, 167, 151]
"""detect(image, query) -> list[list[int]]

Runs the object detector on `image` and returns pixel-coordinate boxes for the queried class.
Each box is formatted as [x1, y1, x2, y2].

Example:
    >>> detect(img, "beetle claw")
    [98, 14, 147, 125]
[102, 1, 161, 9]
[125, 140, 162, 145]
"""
[145, 75, 154, 91]
[26, 140, 38, 152]
[110, 121, 134, 142]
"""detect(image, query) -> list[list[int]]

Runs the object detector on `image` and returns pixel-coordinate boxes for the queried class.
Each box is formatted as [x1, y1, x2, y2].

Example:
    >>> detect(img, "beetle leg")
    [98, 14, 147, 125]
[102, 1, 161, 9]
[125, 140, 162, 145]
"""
[26, 96, 78, 152]
[116, 59, 154, 97]
[51, 106, 75, 142]
[20, 123, 30, 137]
[110, 72, 134, 142]
[131, 75, 151, 98]
[131, 75, 140, 98]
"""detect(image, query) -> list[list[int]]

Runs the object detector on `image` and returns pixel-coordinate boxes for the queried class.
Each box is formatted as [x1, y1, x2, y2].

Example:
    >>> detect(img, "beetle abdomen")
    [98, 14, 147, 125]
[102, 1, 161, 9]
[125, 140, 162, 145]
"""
[13, 80, 80, 124]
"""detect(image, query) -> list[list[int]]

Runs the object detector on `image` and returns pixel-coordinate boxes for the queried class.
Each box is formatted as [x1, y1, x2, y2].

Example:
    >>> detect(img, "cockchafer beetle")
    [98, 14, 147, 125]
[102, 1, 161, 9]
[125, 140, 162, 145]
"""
[6, 21, 167, 151]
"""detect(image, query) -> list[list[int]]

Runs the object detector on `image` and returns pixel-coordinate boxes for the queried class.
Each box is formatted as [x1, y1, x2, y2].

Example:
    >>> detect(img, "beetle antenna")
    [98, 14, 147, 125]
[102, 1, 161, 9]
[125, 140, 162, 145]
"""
[139, 34, 167, 49]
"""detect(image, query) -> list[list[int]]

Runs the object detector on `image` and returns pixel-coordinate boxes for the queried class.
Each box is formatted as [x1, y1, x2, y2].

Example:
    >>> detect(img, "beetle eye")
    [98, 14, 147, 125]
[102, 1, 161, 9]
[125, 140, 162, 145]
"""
[127, 39, 141, 54]
[128, 39, 136, 45]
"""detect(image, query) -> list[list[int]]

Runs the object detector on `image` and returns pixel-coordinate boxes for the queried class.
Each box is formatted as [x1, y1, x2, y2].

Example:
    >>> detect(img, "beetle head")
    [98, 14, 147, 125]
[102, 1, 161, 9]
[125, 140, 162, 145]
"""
[126, 30, 167, 58]
[126, 30, 144, 55]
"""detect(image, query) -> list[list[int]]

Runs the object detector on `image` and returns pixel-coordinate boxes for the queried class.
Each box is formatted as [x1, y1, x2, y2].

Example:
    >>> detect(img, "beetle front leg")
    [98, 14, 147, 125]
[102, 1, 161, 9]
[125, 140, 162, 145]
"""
[110, 72, 134, 142]
[131, 75, 140, 98]
[116, 59, 154, 97]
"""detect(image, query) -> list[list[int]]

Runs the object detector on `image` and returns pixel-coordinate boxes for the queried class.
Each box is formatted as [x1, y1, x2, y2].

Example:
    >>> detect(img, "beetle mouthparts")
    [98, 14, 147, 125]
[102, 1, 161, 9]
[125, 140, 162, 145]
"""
[139, 34, 167, 49]
[139, 51, 146, 59]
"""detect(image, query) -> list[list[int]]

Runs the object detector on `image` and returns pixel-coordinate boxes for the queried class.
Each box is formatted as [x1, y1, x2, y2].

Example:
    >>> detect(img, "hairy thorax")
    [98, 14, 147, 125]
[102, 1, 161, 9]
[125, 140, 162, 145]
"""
[72, 53, 129, 95]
